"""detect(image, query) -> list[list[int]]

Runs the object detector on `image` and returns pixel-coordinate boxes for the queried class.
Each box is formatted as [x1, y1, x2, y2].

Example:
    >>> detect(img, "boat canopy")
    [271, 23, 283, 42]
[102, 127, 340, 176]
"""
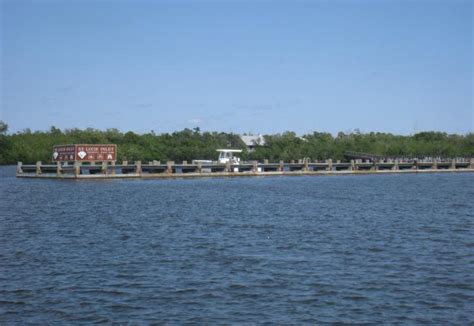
[216, 149, 242, 153]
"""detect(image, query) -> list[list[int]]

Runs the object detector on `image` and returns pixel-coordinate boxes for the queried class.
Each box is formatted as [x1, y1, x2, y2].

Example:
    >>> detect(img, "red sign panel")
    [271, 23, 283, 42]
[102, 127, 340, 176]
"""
[53, 144, 117, 162]
[76, 145, 116, 161]
[52, 145, 76, 162]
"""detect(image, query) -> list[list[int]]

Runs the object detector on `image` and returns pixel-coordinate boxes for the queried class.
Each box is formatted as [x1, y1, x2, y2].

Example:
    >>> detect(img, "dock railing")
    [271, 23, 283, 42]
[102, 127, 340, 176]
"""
[16, 157, 474, 179]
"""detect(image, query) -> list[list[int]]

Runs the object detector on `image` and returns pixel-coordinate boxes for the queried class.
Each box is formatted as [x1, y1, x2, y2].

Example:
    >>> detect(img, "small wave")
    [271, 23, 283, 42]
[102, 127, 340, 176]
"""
[228, 284, 248, 290]
[367, 247, 384, 252]
[0, 300, 26, 305]
[342, 295, 368, 301]
[173, 288, 198, 294]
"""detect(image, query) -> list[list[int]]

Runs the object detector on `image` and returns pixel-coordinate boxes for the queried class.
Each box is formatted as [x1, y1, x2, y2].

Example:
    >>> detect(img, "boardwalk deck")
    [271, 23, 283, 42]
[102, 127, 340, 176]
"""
[16, 159, 474, 179]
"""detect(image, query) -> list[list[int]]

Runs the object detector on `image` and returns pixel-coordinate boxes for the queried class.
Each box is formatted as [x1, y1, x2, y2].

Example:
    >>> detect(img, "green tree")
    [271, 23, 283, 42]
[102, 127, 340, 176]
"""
[0, 121, 8, 134]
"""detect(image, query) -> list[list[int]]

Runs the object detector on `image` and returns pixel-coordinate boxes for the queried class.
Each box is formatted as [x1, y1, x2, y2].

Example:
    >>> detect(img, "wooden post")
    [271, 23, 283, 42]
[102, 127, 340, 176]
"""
[17, 162, 23, 174]
[375, 160, 383, 171]
[303, 158, 309, 172]
[36, 161, 42, 176]
[432, 158, 438, 170]
[252, 161, 258, 173]
[262, 159, 268, 172]
[74, 161, 81, 177]
[197, 161, 202, 173]
[56, 161, 62, 175]
[279, 160, 284, 172]
[111, 161, 116, 175]
[470, 158, 474, 169]
[392, 159, 399, 170]
[370, 161, 376, 171]
[225, 160, 231, 172]
[451, 158, 456, 170]
[327, 159, 333, 171]
[350, 160, 355, 171]
[135, 161, 142, 175]
[167, 161, 173, 174]
[102, 161, 108, 175]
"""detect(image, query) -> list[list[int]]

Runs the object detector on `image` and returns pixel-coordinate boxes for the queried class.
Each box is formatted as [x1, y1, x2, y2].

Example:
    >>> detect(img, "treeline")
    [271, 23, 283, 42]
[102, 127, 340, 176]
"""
[0, 122, 473, 164]
[252, 131, 474, 162]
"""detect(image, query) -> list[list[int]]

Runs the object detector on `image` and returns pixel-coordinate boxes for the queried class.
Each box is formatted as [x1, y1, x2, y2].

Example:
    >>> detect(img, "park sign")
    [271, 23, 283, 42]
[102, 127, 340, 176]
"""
[52, 144, 117, 162]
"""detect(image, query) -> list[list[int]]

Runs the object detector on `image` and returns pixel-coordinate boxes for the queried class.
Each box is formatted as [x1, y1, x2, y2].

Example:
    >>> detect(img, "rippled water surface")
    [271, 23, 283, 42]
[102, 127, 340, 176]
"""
[1, 166, 473, 324]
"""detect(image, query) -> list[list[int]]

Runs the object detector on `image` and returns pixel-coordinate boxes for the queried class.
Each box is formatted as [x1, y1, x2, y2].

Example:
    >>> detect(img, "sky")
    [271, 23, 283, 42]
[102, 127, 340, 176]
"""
[1, 0, 472, 135]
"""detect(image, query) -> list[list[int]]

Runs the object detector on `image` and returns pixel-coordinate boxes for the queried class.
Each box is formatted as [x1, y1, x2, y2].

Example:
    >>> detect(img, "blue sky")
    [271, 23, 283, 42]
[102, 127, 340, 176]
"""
[1, 0, 472, 135]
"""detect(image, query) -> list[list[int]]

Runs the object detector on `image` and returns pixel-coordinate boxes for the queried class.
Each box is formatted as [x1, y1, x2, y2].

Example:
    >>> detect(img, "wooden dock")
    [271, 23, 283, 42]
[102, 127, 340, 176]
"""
[16, 158, 474, 179]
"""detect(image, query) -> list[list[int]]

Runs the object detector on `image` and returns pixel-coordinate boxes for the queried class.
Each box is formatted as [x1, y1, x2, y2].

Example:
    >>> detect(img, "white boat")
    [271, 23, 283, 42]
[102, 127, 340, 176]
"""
[216, 149, 242, 165]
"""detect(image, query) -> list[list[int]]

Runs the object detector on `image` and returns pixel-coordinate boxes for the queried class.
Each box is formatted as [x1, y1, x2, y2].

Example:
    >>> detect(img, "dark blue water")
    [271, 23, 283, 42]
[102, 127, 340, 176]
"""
[1, 166, 473, 324]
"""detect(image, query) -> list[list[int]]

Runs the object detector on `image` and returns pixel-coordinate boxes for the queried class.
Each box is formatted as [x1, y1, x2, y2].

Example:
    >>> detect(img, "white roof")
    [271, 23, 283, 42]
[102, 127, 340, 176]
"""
[216, 149, 242, 153]
[240, 135, 265, 146]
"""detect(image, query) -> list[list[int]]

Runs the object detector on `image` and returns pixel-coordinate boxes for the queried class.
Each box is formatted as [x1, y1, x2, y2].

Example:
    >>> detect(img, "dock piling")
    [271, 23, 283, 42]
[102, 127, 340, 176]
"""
[252, 161, 258, 173]
[36, 161, 42, 176]
[326, 159, 333, 171]
[371, 161, 377, 171]
[392, 159, 399, 170]
[74, 161, 81, 177]
[167, 161, 174, 174]
[135, 161, 142, 175]
[102, 161, 108, 175]
[17, 162, 23, 174]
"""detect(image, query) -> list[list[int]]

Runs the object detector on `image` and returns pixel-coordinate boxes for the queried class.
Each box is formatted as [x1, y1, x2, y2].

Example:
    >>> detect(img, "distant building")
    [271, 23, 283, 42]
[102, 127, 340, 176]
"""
[240, 135, 265, 152]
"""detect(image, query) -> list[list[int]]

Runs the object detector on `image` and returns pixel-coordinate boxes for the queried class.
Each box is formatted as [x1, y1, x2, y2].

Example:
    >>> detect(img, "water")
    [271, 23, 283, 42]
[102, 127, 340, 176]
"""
[1, 166, 473, 324]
